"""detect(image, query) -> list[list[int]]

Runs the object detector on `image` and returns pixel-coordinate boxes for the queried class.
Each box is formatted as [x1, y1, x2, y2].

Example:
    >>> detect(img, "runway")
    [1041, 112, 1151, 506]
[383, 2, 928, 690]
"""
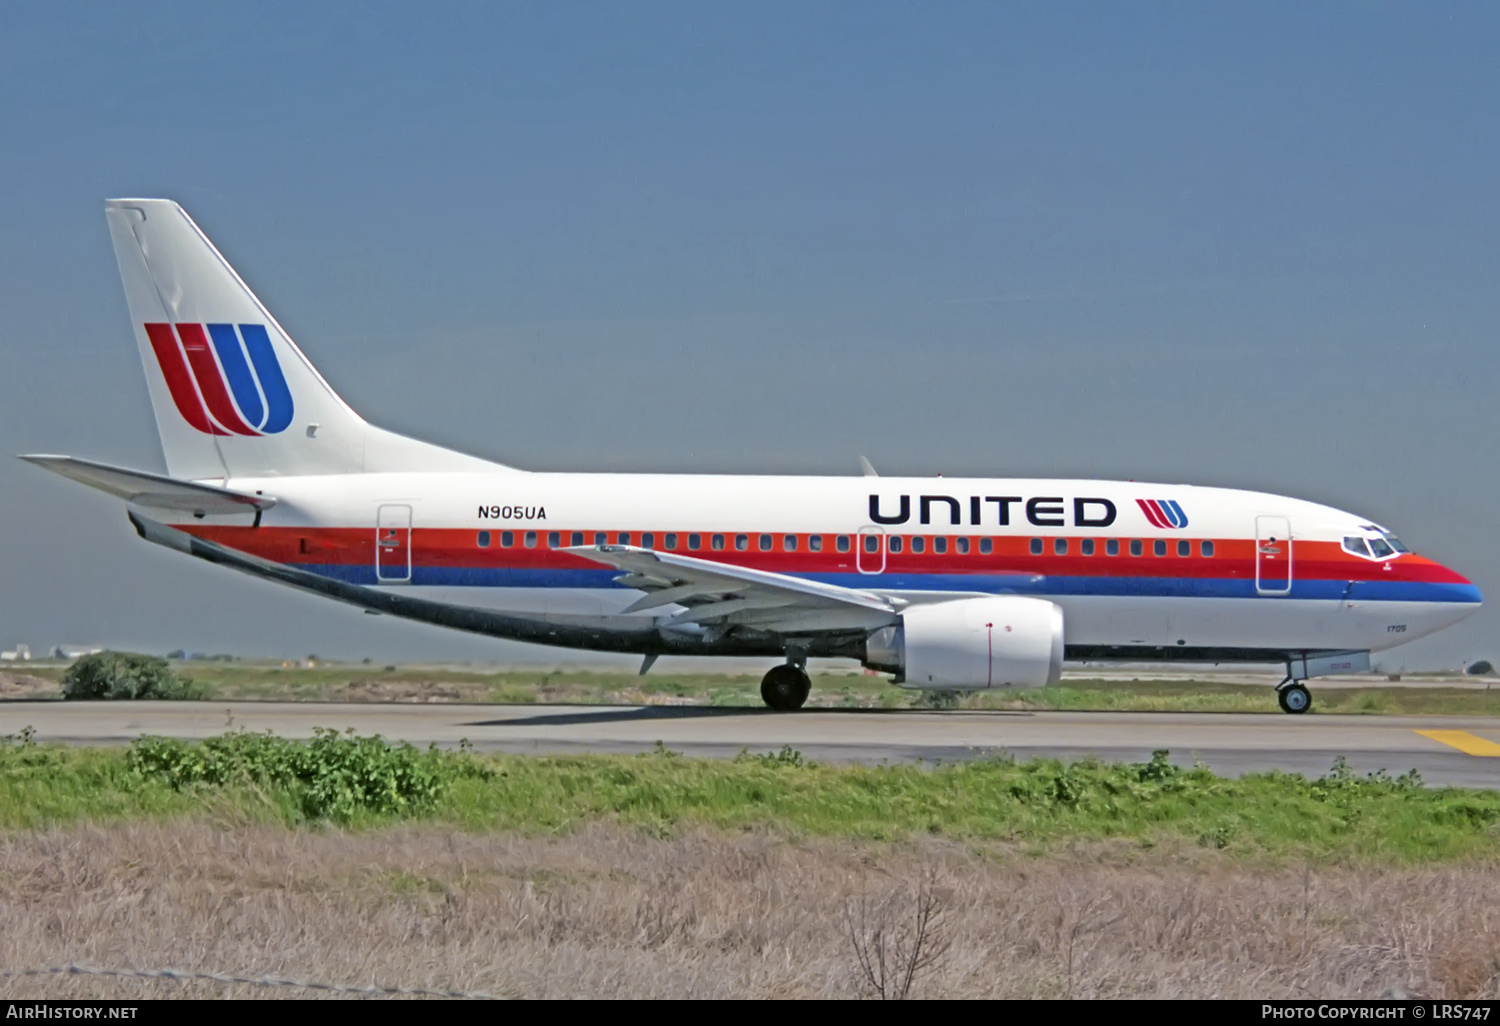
[4, 701, 1500, 786]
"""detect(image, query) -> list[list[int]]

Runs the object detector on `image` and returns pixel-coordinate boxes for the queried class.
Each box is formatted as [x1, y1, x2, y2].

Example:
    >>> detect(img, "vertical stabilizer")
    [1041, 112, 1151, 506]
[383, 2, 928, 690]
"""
[104, 199, 510, 480]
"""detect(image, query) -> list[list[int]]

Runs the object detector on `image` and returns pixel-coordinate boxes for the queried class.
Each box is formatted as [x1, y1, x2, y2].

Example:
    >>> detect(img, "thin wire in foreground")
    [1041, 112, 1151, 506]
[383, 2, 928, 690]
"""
[0, 964, 502, 999]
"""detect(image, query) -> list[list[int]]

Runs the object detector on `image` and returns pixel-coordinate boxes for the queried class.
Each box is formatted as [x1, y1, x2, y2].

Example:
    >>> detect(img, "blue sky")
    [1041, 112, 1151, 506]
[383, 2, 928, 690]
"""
[0, 2, 1494, 668]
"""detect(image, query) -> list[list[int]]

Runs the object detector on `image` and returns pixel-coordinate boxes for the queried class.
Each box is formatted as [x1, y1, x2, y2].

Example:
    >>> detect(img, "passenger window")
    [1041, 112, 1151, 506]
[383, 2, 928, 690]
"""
[784, 535, 798, 551]
[911, 537, 926, 554]
[1130, 540, 1142, 556]
[641, 533, 654, 548]
[524, 531, 538, 549]
[837, 535, 851, 553]
[712, 534, 725, 550]
[979, 537, 992, 554]
[1201, 540, 1215, 557]
[1054, 538, 1068, 555]
[1369, 537, 1395, 558]
[571, 531, 584, 546]
[1106, 539, 1119, 556]
[759, 534, 772, 551]
[735, 534, 748, 551]
[548, 531, 561, 549]
[863, 534, 879, 553]
[477, 530, 491, 548]
[501, 531, 514, 548]
[956, 537, 970, 554]
[617, 532, 630, 545]
[594, 532, 607, 546]
[664, 533, 678, 550]
[688, 534, 701, 550]
[1154, 540, 1167, 557]
[1081, 538, 1094, 556]
[889, 536, 903, 554]
[1177, 540, 1190, 557]
[933, 537, 947, 554]
[1030, 538, 1043, 555]
[1342, 536, 1370, 558]
[809, 535, 823, 552]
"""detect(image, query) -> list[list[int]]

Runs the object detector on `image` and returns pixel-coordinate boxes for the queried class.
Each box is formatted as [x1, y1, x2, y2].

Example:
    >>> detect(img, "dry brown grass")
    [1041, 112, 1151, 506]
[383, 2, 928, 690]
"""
[0, 672, 57, 700]
[1, 823, 1499, 999]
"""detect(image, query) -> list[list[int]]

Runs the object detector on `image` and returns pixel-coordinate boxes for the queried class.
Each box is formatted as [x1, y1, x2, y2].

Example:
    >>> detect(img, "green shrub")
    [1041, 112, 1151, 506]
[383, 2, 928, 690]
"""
[61, 651, 204, 700]
[4, 735, 1500, 861]
[128, 728, 488, 822]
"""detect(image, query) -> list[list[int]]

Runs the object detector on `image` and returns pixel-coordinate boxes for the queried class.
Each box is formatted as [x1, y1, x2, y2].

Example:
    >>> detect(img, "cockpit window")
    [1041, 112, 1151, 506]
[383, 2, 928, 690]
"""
[1355, 524, 1412, 557]
[1345, 530, 1409, 560]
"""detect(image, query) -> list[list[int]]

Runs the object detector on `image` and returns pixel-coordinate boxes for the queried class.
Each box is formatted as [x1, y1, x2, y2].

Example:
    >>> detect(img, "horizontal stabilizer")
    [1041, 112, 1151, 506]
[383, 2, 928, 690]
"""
[20, 455, 275, 515]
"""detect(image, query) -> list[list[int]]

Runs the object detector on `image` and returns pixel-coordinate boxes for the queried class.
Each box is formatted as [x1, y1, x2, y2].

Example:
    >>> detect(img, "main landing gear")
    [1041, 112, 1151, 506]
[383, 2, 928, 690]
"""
[760, 663, 812, 711]
[1277, 678, 1312, 715]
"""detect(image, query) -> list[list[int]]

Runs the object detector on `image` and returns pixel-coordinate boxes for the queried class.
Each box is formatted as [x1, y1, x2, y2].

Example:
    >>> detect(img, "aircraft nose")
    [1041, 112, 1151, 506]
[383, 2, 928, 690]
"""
[1433, 560, 1482, 618]
[1457, 577, 1482, 612]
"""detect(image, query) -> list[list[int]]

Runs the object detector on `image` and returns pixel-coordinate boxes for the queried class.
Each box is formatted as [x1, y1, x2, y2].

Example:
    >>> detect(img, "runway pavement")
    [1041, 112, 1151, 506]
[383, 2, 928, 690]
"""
[3, 701, 1499, 786]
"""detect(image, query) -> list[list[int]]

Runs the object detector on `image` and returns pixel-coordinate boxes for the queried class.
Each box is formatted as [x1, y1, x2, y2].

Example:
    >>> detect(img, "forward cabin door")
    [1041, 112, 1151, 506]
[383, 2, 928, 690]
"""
[376, 504, 412, 583]
[1255, 515, 1292, 595]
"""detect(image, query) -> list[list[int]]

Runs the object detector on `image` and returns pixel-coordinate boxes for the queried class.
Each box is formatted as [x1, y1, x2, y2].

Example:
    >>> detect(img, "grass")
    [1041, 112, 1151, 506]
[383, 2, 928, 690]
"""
[9, 823, 1500, 998]
[5, 729, 1500, 998]
[436, 748, 1500, 864]
[3, 730, 1498, 864]
[9, 661, 1500, 715]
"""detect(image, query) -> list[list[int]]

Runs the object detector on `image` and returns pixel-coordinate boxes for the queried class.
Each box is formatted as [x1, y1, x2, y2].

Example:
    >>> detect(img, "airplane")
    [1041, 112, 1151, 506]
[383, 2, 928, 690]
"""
[22, 200, 1482, 714]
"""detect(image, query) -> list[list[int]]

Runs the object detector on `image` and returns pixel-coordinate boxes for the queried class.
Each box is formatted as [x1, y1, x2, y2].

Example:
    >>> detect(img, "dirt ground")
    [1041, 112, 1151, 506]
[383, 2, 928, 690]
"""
[1, 823, 1497, 999]
[0, 672, 58, 701]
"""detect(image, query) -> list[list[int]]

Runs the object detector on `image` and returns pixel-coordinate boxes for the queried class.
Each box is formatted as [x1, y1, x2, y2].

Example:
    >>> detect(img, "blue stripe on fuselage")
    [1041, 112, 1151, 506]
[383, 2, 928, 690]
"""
[288, 564, 1483, 605]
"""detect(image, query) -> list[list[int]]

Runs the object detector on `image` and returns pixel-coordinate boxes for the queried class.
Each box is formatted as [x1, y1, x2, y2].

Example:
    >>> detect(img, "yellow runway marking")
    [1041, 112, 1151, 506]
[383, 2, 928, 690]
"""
[1415, 730, 1500, 757]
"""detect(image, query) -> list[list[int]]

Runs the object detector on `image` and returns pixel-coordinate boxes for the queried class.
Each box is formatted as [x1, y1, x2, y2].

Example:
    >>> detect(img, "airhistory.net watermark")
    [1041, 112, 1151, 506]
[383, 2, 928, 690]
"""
[5, 1009, 137, 1019]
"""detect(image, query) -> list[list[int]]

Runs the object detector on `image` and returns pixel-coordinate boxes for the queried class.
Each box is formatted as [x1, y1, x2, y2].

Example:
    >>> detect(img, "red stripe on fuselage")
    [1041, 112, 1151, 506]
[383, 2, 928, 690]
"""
[144, 323, 227, 436]
[175, 323, 258, 436]
[175, 527, 1470, 585]
[1136, 499, 1169, 529]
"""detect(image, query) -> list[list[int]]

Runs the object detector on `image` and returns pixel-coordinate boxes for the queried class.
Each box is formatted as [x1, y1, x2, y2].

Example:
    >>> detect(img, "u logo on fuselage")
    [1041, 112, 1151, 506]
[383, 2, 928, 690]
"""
[144, 322, 294, 436]
[1136, 498, 1189, 529]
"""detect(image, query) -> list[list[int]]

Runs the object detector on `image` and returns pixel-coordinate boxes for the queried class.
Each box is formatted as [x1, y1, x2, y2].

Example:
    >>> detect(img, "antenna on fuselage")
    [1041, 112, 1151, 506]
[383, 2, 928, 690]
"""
[858, 455, 878, 477]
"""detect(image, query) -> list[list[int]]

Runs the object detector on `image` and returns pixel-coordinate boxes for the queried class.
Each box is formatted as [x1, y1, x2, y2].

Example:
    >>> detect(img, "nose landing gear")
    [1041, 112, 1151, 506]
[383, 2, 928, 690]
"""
[1277, 678, 1312, 714]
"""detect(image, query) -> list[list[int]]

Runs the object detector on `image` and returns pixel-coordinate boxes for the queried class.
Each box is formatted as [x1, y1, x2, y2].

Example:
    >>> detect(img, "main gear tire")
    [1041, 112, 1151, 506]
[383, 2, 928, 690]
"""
[1278, 682, 1312, 715]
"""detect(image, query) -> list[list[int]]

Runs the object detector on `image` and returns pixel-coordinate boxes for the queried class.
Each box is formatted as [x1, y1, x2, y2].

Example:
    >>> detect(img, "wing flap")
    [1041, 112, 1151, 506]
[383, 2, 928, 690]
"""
[566, 544, 897, 633]
[621, 582, 723, 614]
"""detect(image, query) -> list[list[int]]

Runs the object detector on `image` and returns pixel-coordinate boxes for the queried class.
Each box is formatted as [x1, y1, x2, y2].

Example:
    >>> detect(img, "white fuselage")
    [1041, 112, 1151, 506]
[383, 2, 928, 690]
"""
[165, 471, 1480, 660]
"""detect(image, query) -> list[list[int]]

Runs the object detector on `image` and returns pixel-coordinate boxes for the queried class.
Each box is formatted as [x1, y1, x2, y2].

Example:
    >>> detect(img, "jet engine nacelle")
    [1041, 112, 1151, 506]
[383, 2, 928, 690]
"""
[863, 596, 1064, 689]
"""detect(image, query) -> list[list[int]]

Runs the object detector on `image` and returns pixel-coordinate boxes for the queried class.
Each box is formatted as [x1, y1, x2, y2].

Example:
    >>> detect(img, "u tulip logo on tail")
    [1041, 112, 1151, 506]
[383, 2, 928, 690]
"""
[1136, 498, 1189, 529]
[144, 323, 294, 436]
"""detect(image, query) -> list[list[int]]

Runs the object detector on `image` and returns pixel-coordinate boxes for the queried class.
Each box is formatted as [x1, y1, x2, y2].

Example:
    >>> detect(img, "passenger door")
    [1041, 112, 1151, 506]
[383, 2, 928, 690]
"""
[856, 525, 886, 574]
[376, 504, 412, 583]
[1255, 515, 1292, 595]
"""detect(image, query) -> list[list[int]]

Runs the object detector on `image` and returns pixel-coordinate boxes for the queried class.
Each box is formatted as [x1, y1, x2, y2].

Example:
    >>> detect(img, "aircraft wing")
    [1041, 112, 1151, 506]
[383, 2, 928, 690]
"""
[20, 455, 276, 515]
[565, 545, 899, 634]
